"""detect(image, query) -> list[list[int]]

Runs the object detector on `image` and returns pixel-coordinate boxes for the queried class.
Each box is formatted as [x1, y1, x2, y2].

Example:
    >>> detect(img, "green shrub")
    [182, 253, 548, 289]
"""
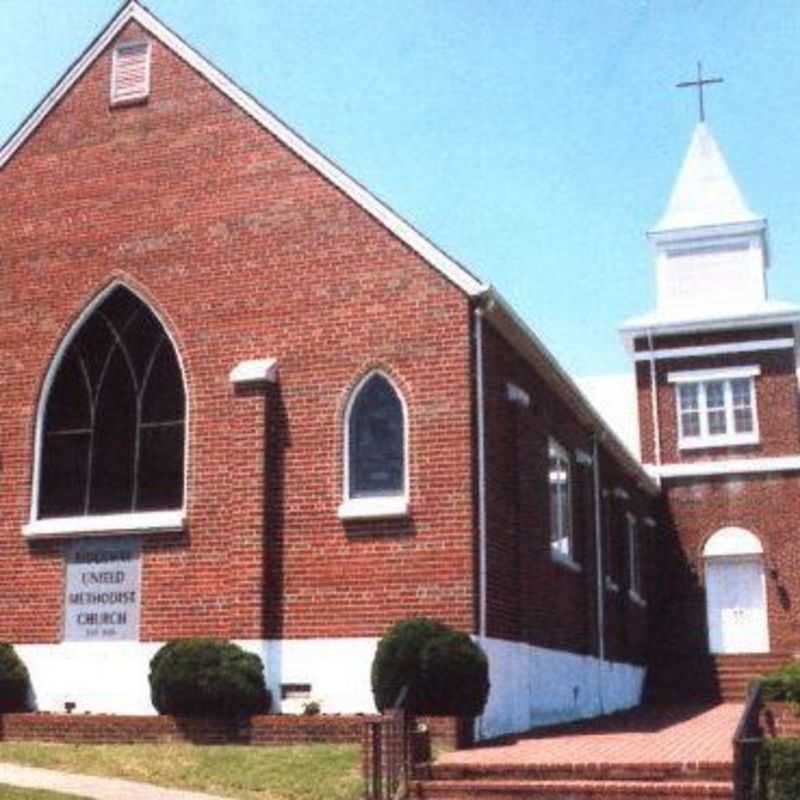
[760, 662, 800, 705]
[0, 644, 32, 713]
[371, 618, 490, 716]
[149, 639, 271, 717]
[754, 739, 800, 800]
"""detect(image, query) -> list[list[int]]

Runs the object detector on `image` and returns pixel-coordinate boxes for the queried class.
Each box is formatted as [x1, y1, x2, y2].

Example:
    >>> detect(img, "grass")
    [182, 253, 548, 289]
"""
[0, 787, 91, 800]
[0, 743, 363, 800]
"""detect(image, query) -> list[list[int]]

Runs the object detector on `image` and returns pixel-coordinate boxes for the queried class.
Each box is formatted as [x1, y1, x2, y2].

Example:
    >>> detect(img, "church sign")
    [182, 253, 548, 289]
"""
[63, 537, 141, 642]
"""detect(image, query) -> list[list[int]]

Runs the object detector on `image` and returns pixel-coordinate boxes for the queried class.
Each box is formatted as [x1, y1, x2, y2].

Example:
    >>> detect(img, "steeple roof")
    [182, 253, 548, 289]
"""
[651, 122, 762, 233]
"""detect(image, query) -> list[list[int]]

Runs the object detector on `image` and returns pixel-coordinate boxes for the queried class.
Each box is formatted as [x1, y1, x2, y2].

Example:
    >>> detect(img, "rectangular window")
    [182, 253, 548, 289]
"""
[111, 41, 151, 106]
[627, 513, 644, 604]
[548, 439, 575, 565]
[603, 490, 618, 591]
[670, 367, 759, 449]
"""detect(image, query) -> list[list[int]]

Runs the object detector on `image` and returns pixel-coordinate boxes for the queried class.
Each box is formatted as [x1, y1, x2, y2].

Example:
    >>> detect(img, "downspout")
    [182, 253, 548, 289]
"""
[474, 300, 489, 742]
[592, 432, 606, 713]
[647, 328, 662, 486]
[475, 303, 488, 641]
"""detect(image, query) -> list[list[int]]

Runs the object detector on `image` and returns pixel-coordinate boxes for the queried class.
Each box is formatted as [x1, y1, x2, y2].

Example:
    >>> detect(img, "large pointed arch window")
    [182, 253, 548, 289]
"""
[339, 371, 408, 520]
[32, 286, 185, 531]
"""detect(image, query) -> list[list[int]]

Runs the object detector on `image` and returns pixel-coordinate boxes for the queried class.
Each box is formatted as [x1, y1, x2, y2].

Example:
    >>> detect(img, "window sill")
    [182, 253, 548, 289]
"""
[679, 434, 759, 450]
[605, 576, 620, 593]
[338, 496, 408, 521]
[23, 510, 185, 539]
[628, 589, 647, 607]
[551, 551, 582, 573]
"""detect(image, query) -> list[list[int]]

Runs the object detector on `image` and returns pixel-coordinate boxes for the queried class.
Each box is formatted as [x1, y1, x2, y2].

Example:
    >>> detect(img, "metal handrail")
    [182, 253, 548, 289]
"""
[733, 682, 764, 800]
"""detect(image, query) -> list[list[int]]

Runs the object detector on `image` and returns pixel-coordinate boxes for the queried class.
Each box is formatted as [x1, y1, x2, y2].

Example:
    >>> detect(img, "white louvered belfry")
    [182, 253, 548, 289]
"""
[111, 41, 151, 105]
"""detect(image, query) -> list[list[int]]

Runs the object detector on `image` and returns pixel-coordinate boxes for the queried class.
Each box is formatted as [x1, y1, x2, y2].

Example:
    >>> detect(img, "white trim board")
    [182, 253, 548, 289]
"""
[648, 455, 800, 479]
[668, 365, 760, 383]
[633, 338, 794, 362]
[0, 2, 485, 299]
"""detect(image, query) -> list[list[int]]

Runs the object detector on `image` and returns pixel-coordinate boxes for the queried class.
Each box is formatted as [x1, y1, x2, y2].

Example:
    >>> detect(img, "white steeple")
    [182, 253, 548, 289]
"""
[652, 123, 762, 233]
[647, 122, 768, 317]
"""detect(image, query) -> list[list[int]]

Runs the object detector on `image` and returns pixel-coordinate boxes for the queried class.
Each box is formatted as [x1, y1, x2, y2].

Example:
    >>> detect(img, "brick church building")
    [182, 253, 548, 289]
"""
[0, 2, 793, 739]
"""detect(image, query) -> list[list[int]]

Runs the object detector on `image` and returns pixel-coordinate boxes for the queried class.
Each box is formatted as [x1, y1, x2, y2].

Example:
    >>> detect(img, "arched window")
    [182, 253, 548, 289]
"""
[340, 372, 407, 519]
[36, 286, 185, 521]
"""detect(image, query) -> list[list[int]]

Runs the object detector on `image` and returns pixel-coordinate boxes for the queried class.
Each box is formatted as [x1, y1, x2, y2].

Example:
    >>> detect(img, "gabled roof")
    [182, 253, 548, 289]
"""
[0, 0, 659, 495]
[651, 122, 763, 234]
[0, 0, 486, 297]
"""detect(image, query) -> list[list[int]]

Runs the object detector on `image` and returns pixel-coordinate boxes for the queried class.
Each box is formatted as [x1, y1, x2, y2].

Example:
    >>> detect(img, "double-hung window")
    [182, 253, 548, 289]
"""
[669, 366, 760, 449]
[548, 439, 575, 567]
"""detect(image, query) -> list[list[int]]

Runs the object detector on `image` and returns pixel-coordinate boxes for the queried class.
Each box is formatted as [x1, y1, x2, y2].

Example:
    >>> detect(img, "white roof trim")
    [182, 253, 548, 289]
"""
[647, 454, 800, 479]
[230, 358, 278, 386]
[703, 527, 763, 558]
[667, 365, 760, 383]
[0, 1, 486, 299]
[633, 337, 794, 362]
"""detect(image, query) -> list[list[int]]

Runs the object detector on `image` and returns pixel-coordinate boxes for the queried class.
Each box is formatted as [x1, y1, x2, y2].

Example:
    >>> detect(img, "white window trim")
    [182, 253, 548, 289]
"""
[23, 510, 185, 540]
[110, 40, 152, 106]
[673, 370, 760, 450]
[26, 281, 189, 537]
[548, 438, 575, 566]
[667, 365, 761, 383]
[340, 370, 409, 521]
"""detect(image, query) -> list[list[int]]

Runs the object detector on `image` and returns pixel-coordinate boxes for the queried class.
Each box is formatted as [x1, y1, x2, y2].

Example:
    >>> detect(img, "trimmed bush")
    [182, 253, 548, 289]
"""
[149, 638, 271, 717]
[371, 618, 490, 716]
[760, 662, 800, 707]
[0, 644, 32, 713]
[754, 739, 800, 800]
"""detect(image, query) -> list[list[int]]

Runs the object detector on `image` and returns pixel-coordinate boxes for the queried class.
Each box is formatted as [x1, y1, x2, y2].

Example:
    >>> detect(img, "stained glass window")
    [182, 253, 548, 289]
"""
[39, 287, 185, 518]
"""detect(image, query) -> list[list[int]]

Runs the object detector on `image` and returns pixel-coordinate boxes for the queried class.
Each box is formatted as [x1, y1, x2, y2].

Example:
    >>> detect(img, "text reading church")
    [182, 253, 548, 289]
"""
[0, 3, 796, 740]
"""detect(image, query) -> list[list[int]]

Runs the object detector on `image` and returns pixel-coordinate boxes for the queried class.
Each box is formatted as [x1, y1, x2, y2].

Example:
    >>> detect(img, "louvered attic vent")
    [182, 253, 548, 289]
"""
[110, 41, 151, 105]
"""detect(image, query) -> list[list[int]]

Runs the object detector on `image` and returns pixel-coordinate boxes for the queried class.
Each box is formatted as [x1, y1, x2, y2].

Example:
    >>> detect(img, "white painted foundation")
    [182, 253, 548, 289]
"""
[14, 637, 645, 740]
[476, 637, 646, 740]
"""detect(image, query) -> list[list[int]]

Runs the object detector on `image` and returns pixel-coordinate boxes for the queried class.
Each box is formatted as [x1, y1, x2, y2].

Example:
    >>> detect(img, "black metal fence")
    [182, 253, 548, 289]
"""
[733, 682, 764, 800]
[364, 687, 412, 800]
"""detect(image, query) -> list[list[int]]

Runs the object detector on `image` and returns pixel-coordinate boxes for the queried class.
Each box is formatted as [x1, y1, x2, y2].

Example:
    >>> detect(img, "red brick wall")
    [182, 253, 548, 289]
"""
[657, 475, 800, 655]
[0, 21, 476, 643]
[481, 323, 652, 664]
[761, 702, 800, 739]
[0, 712, 373, 746]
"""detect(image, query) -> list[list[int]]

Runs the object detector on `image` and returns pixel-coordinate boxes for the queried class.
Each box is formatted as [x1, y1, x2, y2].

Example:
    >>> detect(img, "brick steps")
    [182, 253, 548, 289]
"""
[412, 778, 732, 799]
[415, 759, 733, 798]
[428, 762, 732, 783]
[713, 653, 791, 701]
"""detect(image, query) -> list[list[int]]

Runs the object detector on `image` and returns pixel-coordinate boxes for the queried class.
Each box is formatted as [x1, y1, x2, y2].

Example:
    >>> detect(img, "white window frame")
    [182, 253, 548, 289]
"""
[110, 41, 152, 106]
[23, 281, 188, 540]
[668, 366, 760, 450]
[548, 438, 579, 571]
[338, 370, 409, 521]
[627, 512, 645, 606]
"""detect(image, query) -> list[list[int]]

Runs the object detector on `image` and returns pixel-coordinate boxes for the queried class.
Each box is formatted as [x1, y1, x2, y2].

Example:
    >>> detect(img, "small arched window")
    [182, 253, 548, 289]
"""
[340, 372, 407, 519]
[36, 286, 185, 522]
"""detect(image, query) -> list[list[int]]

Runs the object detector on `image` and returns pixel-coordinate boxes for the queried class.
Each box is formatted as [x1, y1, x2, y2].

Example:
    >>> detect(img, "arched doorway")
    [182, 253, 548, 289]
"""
[703, 528, 769, 654]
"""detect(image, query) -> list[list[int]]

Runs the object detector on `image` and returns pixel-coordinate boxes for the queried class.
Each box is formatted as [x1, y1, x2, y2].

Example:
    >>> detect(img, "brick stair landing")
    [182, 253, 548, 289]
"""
[413, 703, 740, 800]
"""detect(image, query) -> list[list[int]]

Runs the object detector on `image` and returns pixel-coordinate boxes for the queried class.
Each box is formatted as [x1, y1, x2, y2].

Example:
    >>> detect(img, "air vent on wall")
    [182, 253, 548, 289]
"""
[110, 41, 151, 106]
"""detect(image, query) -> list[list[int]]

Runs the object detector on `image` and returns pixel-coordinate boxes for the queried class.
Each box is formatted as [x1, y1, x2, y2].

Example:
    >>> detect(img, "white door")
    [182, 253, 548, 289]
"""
[705, 556, 769, 654]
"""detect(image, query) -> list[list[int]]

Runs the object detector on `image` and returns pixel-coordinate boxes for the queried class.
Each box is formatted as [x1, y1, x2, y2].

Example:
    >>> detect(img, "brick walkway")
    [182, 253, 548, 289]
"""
[439, 703, 742, 769]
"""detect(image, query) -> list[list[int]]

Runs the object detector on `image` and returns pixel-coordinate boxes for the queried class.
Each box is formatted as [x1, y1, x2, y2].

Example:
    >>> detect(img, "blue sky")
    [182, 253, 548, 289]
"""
[2, 1, 799, 377]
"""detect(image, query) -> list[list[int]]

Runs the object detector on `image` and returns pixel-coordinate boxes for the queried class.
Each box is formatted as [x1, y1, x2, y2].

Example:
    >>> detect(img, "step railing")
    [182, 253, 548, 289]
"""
[364, 685, 412, 800]
[732, 682, 763, 800]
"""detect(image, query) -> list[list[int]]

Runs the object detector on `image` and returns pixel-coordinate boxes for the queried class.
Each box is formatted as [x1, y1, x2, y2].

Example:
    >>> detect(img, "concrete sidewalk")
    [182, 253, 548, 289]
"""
[0, 763, 229, 800]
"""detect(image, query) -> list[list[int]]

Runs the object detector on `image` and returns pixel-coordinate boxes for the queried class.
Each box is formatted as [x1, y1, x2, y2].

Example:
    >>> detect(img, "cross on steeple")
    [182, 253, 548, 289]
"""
[676, 62, 723, 123]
